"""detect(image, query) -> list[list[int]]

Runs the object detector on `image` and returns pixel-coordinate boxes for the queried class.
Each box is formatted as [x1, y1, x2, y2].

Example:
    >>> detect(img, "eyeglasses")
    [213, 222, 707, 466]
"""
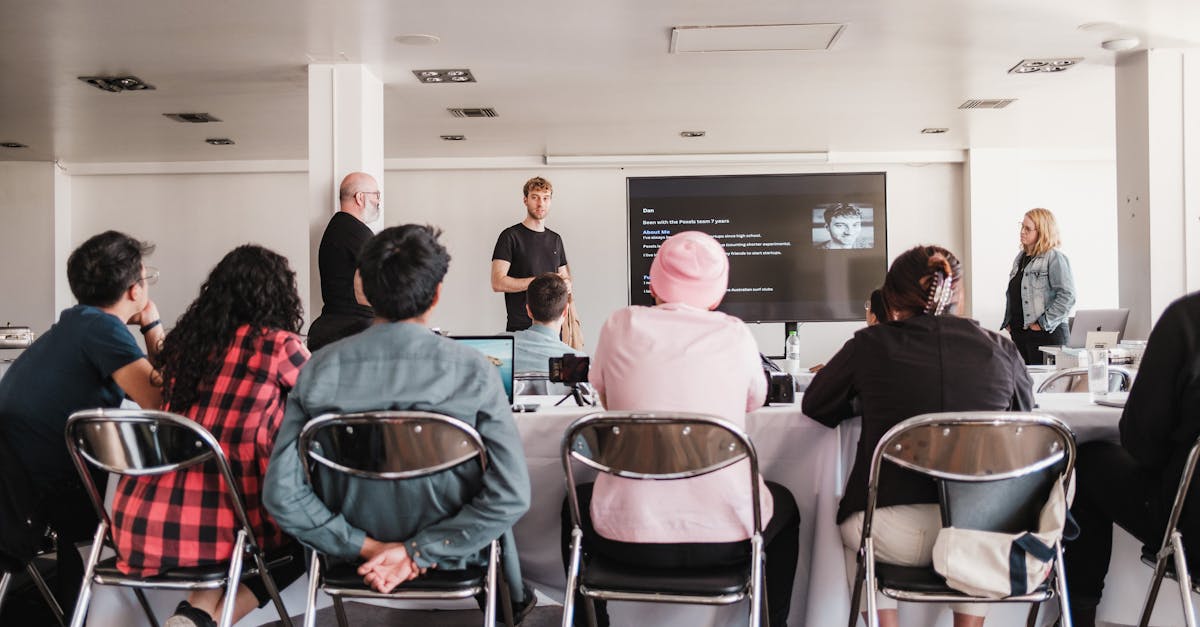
[359, 191, 381, 199]
[1019, 223, 1037, 234]
[141, 266, 160, 286]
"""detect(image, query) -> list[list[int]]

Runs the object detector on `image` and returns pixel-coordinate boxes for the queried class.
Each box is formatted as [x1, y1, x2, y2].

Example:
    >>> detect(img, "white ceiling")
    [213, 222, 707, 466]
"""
[1, 0, 1196, 163]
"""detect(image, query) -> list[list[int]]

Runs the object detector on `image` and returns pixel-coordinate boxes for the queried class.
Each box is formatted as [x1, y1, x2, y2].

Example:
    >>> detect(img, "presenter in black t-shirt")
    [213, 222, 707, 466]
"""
[491, 177, 571, 332]
[307, 171, 380, 351]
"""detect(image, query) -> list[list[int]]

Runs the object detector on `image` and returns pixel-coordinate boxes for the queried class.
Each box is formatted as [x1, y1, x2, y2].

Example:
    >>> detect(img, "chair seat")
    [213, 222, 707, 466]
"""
[322, 561, 485, 592]
[94, 552, 293, 584]
[580, 554, 750, 597]
[877, 562, 1052, 598]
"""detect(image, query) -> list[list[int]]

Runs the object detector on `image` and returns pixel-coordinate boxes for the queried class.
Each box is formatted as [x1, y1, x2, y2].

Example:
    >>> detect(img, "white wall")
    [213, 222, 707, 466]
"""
[387, 162, 964, 364]
[70, 172, 310, 330]
[52, 156, 1121, 367]
[0, 162, 56, 334]
[966, 151, 1119, 337]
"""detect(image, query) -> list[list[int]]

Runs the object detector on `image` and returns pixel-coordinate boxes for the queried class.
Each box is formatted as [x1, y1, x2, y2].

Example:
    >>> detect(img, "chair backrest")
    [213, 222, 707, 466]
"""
[866, 412, 1076, 534]
[514, 371, 550, 396]
[1037, 366, 1133, 393]
[561, 411, 763, 533]
[298, 411, 487, 484]
[64, 408, 257, 547]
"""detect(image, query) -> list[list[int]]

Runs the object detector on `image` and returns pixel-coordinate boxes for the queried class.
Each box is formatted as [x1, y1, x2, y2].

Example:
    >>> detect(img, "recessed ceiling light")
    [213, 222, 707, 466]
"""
[77, 75, 155, 92]
[440, 135, 466, 141]
[205, 138, 235, 146]
[1102, 38, 1140, 51]
[163, 112, 222, 123]
[1008, 58, 1083, 74]
[920, 128, 949, 134]
[959, 99, 1017, 109]
[0, 142, 28, 149]
[447, 107, 498, 118]
[680, 131, 706, 138]
[1078, 22, 1120, 33]
[413, 69, 476, 84]
[394, 33, 441, 46]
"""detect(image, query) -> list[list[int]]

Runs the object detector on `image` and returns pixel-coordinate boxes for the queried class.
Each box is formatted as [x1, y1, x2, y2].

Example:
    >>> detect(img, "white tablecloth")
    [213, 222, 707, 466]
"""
[87, 393, 1160, 627]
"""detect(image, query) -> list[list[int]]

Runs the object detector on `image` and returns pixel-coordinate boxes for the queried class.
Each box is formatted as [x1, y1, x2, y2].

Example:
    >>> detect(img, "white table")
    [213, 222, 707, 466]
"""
[86, 393, 1141, 627]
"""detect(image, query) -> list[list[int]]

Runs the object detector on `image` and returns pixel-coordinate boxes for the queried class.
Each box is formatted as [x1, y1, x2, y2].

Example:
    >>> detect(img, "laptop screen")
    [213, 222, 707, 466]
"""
[452, 335, 515, 404]
[1066, 309, 1130, 348]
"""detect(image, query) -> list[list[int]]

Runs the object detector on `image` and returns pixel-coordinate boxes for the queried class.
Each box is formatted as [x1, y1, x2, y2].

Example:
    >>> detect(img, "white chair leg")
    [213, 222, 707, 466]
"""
[483, 539, 498, 627]
[1054, 542, 1073, 627]
[303, 551, 321, 627]
[1172, 532, 1198, 627]
[864, 538, 879, 627]
[561, 527, 583, 627]
[1140, 556, 1171, 627]
[748, 534, 764, 627]
[68, 524, 107, 627]
[216, 531, 248, 627]
[0, 570, 12, 616]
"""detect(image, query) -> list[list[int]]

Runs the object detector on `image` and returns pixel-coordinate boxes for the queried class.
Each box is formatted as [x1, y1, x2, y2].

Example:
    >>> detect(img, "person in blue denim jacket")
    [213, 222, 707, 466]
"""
[1001, 208, 1077, 364]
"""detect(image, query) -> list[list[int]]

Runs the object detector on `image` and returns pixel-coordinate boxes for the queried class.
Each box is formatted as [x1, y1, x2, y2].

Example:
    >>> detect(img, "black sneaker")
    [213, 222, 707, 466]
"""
[163, 601, 216, 627]
[512, 585, 538, 625]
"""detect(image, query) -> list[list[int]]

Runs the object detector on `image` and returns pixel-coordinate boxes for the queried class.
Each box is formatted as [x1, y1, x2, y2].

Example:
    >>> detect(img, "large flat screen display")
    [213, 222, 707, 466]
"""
[627, 173, 888, 322]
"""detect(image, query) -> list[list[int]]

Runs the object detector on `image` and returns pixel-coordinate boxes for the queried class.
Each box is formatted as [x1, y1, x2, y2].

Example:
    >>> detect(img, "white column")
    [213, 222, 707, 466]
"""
[307, 64, 385, 321]
[53, 163, 72, 314]
[1115, 49, 1197, 338]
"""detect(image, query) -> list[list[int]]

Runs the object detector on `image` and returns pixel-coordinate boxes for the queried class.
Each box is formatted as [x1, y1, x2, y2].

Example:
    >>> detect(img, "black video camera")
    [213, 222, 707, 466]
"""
[549, 354, 590, 385]
[764, 370, 795, 405]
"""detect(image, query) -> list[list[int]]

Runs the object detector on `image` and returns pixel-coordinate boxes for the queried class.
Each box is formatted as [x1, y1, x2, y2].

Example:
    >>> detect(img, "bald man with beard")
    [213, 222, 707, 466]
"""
[307, 172, 381, 351]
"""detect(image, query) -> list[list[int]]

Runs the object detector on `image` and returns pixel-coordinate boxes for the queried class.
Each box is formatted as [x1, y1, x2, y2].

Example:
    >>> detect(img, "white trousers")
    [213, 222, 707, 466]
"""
[840, 504, 987, 617]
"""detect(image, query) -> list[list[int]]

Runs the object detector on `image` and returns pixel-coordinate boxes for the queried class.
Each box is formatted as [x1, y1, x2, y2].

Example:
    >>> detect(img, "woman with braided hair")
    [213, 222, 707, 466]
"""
[804, 245, 1033, 627]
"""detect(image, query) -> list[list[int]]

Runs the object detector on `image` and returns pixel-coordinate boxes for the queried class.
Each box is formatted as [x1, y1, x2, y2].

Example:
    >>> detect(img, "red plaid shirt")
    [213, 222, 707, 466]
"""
[111, 326, 309, 576]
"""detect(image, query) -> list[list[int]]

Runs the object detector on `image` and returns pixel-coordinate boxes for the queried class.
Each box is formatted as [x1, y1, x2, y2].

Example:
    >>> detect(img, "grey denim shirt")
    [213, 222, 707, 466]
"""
[1002, 248, 1077, 333]
[263, 321, 531, 594]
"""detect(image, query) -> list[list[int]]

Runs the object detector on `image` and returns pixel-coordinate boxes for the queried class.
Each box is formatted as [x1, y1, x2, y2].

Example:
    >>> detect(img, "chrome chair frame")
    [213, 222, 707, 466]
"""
[1137, 436, 1200, 627]
[849, 411, 1077, 627]
[560, 411, 766, 627]
[515, 371, 551, 396]
[297, 411, 514, 627]
[64, 408, 293, 627]
[1037, 366, 1134, 394]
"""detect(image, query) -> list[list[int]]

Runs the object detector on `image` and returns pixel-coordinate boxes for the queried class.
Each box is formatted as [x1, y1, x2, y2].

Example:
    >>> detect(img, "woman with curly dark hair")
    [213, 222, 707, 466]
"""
[110, 245, 310, 627]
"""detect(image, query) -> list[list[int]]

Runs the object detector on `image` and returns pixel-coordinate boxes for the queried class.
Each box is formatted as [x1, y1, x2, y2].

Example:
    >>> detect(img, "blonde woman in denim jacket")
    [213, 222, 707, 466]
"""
[1002, 208, 1077, 364]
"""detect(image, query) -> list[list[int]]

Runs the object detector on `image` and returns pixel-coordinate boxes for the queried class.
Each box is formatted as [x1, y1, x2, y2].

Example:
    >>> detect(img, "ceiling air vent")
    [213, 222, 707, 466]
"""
[163, 112, 222, 123]
[958, 99, 1017, 110]
[447, 107, 498, 118]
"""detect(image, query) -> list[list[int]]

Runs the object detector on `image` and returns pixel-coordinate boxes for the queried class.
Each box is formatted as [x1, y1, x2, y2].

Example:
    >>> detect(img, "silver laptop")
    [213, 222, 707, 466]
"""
[1066, 309, 1130, 348]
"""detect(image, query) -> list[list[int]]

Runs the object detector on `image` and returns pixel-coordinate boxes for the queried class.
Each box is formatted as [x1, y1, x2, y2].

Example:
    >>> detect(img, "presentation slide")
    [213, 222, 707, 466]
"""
[627, 173, 888, 322]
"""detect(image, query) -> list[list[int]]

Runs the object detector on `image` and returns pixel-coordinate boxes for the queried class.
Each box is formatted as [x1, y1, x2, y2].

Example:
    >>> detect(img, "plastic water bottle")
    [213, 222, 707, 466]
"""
[1088, 347, 1109, 402]
[784, 331, 802, 376]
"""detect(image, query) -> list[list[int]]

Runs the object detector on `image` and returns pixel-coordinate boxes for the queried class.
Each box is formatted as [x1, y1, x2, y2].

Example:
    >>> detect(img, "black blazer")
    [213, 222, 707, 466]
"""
[1119, 291, 1200, 537]
[803, 314, 1033, 523]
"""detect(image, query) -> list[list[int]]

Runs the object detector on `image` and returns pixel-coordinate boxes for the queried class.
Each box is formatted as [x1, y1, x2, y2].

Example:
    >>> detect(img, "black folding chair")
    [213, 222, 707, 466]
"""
[560, 411, 767, 627]
[1137, 436, 1200, 627]
[849, 411, 1076, 627]
[64, 408, 293, 627]
[0, 538, 66, 626]
[298, 411, 515, 627]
